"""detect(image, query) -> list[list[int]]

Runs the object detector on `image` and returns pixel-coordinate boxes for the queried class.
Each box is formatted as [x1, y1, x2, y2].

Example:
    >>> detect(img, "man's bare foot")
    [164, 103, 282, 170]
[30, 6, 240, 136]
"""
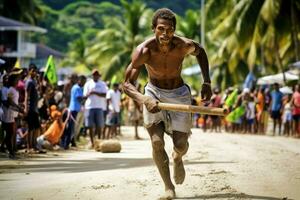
[173, 152, 185, 184]
[159, 188, 176, 200]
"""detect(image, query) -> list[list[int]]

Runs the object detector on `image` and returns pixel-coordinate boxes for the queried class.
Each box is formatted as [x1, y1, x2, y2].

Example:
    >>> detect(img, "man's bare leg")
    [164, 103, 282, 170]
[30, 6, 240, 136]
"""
[96, 127, 102, 140]
[172, 131, 189, 184]
[87, 128, 94, 147]
[147, 122, 175, 199]
[33, 129, 40, 149]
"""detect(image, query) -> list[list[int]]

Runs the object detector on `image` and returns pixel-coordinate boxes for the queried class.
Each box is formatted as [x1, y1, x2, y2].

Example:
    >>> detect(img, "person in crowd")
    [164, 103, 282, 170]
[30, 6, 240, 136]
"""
[0, 74, 9, 153]
[61, 75, 86, 149]
[245, 95, 255, 134]
[16, 121, 28, 149]
[292, 84, 300, 137]
[63, 74, 78, 107]
[232, 88, 244, 133]
[25, 64, 41, 151]
[36, 109, 69, 152]
[282, 95, 293, 136]
[256, 86, 265, 134]
[105, 83, 121, 139]
[83, 69, 107, 148]
[2, 74, 23, 158]
[270, 83, 283, 136]
[16, 68, 27, 105]
[210, 87, 222, 132]
[127, 98, 143, 139]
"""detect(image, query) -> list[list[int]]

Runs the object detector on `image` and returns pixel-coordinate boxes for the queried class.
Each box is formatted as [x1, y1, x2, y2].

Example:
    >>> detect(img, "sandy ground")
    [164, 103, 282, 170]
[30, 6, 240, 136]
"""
[0, 126, 300, 200]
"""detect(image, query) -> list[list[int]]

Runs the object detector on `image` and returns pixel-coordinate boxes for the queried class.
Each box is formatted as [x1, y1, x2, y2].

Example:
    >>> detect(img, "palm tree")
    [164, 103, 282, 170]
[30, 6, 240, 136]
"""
[0, 0, 43, 25]
[62, 36, 92, 74]
[206, 0, 300, 88]
[86, 0, 153, 81]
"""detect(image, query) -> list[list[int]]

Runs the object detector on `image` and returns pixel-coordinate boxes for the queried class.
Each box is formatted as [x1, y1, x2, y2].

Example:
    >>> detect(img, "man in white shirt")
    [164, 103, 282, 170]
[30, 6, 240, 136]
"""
[105, 83, 121, 139]
[83, 69, 107, 148]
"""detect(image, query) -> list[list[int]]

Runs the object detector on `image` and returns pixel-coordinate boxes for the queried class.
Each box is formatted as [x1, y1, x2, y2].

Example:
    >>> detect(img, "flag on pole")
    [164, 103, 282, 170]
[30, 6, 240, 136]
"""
[14, 59, 21, 69]
[225, 106, 245, 123]
[44, 55, 58, 85]
[225, 88, 238, 107]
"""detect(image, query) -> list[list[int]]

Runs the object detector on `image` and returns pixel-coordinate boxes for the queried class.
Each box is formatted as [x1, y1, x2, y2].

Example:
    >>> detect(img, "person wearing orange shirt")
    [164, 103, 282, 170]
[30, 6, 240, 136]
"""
[256, 87, 265, 134]
[36, 110, 68, 152]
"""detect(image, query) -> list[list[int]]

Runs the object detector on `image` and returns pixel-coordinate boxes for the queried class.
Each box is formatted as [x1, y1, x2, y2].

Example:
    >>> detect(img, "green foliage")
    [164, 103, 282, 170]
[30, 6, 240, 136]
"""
[207, 0, 300, 89]
[83, 0, 152, 81]
[0, 0, 44, 25]
[35, 1, 121, 52]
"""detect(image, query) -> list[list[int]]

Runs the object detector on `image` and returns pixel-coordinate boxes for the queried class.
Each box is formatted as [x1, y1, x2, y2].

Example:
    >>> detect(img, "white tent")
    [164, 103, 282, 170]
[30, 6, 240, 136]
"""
[289, 61, 300, 69]
[182, 64, 201, 75]
[257, 70, 299, 85]
[279, 86, 293, 94]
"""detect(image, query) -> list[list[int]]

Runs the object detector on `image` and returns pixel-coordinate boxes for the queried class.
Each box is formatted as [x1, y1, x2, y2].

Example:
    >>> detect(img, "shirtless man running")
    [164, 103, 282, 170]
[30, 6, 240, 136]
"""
[123, 8, 212, 199]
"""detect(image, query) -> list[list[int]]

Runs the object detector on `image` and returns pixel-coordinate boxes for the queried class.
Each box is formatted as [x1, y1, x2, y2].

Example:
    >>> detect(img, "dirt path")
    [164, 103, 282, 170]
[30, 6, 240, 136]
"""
[0, 127, 299, 200]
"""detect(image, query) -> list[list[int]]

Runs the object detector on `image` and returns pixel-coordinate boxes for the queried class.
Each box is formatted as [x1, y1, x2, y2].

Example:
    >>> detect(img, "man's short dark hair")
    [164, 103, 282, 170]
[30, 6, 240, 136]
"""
[28, 63, 37, 72]
[79, 75, 86, 81]
[152, 8, 176, 30]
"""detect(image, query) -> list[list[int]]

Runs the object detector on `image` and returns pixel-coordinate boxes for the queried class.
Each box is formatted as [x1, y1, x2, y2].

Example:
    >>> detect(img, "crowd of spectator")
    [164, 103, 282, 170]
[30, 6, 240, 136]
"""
[193, 83, 300, 137]
[0, 64, 131, 159]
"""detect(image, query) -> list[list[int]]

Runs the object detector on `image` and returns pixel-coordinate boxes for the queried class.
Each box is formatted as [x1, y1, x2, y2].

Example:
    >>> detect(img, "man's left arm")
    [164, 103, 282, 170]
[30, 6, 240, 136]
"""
[190, 41, 212, 101]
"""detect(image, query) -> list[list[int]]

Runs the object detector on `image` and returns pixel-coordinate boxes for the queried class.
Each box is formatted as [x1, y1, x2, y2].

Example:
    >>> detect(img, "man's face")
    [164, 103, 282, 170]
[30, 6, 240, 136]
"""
[93, 73, 99, 82]
[79, 78, 86, 87]
[273, 84, 279, 91]
[30, 69, 37, 78]
[154, 18, 175, 45]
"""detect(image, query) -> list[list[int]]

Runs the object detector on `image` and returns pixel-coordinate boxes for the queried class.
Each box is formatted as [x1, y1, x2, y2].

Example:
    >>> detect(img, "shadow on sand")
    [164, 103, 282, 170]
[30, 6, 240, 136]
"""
[175, 193, 292, 200]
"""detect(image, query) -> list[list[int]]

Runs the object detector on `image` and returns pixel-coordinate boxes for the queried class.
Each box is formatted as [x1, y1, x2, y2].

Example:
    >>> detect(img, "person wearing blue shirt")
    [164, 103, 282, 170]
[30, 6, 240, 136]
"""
[270, 83, 283, 136]
[61, 75, 86, 149]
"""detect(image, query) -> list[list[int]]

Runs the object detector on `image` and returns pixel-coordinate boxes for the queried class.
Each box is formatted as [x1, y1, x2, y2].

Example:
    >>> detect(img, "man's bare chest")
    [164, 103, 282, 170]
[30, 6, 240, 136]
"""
[146, 50, 184, 69]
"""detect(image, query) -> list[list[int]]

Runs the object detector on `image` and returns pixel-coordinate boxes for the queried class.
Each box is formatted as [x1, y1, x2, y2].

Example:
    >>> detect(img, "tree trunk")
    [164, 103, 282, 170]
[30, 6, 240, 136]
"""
[274, 33, 286, 84]
[291, 0, 300, 60]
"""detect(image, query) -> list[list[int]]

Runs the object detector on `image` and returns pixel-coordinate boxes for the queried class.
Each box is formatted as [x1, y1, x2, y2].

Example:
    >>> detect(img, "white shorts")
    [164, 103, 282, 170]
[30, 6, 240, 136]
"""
[143, 82, 192, 135]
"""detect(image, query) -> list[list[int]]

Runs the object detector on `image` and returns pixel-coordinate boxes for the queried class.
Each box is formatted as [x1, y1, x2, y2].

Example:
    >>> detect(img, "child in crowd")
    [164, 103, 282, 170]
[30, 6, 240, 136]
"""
[282, 95, 292, 136]
[246, 95, 255, 134]
[16, 121, 28, 149]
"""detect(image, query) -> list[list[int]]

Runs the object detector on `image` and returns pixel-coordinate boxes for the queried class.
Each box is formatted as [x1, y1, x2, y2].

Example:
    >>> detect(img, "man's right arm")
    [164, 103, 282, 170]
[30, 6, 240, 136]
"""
[123, 46, 160, 113]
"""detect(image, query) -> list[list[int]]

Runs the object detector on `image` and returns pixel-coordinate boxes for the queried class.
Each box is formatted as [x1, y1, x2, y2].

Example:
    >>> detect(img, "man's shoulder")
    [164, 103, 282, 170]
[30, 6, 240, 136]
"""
[72, 84, 81, 90]
[136, 37, 156, 52]
[173, 35, 194, 46]
[85, 79, 93, 85]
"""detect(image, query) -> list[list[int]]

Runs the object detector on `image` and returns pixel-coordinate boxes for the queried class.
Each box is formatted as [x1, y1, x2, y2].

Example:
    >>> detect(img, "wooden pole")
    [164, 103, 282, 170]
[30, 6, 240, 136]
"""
[158, 103, 227, 116]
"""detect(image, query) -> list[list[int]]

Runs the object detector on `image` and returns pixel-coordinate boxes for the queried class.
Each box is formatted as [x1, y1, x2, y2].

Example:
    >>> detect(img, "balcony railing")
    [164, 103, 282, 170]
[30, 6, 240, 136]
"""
[1, 42, 36, 58]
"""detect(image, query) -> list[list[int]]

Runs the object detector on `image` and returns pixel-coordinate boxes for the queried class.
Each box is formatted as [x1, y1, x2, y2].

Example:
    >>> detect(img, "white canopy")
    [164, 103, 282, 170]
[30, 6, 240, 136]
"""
[289, 61, 300, 69]
[182, 64, 201, 75]
[279, 86, 293, 94]
[257, 70, 299, 85]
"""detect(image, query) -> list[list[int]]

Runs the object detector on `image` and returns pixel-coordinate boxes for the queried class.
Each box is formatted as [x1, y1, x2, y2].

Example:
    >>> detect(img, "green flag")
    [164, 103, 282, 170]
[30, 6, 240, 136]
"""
[44, 55, 57, 85]
[225, 106, 245, 123]
[225, 88, 238, 107]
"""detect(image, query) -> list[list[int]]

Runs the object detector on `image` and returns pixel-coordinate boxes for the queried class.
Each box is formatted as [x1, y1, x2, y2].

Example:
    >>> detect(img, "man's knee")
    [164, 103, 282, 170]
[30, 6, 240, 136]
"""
[151, 138, 165, 151]
[174, 140, 188, 154]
